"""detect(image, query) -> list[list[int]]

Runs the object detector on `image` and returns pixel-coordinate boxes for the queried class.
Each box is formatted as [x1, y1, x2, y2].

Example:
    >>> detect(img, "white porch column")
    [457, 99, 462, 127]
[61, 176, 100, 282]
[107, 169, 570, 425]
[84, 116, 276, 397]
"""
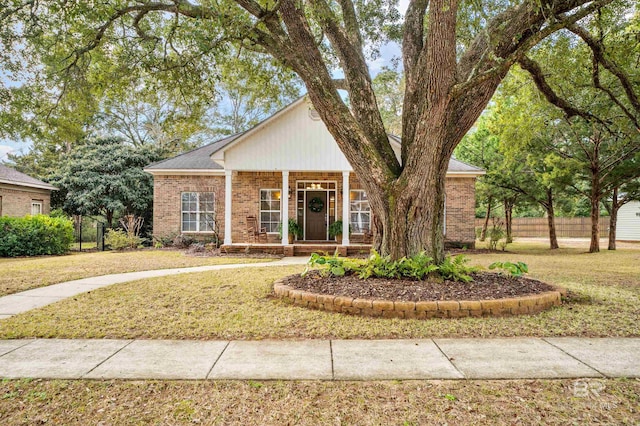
[281, 170, 289, 245]
[224, 170, 233, 245]
[342, 171, 350, 246]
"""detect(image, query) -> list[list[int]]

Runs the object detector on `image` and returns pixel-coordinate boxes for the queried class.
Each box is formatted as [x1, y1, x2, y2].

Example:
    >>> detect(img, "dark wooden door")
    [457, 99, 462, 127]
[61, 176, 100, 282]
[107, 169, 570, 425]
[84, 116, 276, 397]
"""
[305, 191, 327, 240]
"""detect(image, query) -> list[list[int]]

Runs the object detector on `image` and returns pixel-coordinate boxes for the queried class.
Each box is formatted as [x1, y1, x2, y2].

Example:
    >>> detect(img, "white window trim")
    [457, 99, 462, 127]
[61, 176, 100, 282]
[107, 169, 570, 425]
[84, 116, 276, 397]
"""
[349, 190, 370, 235]
[181, 192, 216, 233]
[260, 189, 282, 234]
[31, 201, 42, 216]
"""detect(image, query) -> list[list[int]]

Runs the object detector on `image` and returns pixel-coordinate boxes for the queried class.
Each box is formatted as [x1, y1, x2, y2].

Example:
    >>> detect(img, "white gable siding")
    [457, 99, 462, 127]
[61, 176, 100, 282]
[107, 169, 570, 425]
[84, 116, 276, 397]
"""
[617, 201, 640, 241]
[223, 101, 354, 171]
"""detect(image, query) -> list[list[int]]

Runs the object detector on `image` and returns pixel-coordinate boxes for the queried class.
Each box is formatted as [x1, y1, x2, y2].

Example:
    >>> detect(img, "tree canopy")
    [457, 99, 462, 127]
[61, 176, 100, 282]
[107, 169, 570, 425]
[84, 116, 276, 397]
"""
[1, 0, 628, 260]
[53, 137, 163, 227]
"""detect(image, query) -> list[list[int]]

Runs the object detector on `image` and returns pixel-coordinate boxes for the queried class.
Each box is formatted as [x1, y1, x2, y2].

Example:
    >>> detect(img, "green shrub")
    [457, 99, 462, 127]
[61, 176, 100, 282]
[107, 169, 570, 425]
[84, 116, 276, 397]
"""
[104, 229, 143, 250]
[0, 215, 74, 257]
[304, 250, 477, 283]
[488, 261, 529, 277]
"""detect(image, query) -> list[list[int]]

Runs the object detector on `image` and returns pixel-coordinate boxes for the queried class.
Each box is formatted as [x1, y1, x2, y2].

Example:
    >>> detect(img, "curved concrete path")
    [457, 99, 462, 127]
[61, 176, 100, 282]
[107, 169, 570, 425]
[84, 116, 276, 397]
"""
[1, 257, 638, 381]
[0, 257, 308, 319]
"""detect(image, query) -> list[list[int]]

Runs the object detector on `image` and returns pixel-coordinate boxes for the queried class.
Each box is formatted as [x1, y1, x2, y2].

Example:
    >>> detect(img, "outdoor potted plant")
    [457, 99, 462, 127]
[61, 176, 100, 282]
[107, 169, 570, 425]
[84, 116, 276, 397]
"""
[329, 220, 351, 242]
[279, 219, 303, 244]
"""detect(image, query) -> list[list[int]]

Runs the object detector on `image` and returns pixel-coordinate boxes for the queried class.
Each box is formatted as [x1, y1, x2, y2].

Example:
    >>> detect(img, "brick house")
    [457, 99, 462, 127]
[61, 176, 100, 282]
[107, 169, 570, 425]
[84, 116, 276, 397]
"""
[145, 98, 484, 250]
[0, 164, 57, 217]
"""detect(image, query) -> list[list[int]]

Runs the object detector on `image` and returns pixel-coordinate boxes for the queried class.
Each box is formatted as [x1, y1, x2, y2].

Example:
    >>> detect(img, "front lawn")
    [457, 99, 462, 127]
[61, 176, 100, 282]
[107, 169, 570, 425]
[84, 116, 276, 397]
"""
[1, 379, 638, 425]
[2, 242, 638, 339]
[0, 250, 273, 297]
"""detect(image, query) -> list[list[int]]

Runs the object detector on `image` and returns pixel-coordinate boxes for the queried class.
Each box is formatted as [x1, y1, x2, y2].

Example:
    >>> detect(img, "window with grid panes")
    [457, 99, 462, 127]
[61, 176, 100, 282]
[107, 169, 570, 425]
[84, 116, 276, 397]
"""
[181, 192, 215, 232]
[260, 189, 281, 233]
[349, 190, 370, 233]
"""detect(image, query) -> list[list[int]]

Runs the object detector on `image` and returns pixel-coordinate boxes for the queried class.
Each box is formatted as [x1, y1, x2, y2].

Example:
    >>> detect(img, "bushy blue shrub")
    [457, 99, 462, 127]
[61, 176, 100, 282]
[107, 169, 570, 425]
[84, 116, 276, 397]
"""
[0, 215, 74, 257]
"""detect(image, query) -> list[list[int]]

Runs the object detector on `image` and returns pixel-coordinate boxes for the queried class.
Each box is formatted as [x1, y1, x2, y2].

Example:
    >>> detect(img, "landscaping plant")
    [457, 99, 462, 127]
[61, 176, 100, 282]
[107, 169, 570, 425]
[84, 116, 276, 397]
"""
[488, 261, 529, 277]
[0, 215, 74, 257]
[104, 229, 144, 250]
[304, 251, 477, 283]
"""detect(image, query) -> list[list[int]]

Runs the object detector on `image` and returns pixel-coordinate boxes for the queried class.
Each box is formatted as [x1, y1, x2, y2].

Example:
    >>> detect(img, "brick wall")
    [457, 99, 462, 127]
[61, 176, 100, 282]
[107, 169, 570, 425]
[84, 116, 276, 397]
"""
[445, 177, 476, 247]
[152, 175, 225, 239]
[0, 184, 52, 217]
[151, 172, 476, 247]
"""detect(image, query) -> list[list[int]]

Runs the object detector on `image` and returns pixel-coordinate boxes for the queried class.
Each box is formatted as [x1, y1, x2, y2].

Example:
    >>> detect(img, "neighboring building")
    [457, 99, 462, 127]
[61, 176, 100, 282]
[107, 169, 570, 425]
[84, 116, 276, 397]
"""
[0, 164, 57, 217]
[617, 201, 640, 242]
[145, 97, 484, 249]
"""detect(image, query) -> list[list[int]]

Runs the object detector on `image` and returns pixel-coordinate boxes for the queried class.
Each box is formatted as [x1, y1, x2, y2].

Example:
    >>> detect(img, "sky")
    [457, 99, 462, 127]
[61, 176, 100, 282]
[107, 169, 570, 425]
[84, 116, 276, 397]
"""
[0, 0, 409, 163]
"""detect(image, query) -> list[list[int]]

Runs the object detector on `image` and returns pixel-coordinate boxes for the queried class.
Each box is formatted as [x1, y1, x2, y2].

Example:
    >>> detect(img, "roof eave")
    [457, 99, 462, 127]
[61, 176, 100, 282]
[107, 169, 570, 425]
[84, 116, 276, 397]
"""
[144, 169, 225, 176]
[445, 171, 486, 177]
[0, 179, 58, 191]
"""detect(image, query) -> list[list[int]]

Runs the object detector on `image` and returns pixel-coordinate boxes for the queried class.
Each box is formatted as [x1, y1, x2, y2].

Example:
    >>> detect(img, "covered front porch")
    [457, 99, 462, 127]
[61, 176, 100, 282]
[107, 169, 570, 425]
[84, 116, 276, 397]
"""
[219, 242, 372, 257]
[222, 170, 371, 247]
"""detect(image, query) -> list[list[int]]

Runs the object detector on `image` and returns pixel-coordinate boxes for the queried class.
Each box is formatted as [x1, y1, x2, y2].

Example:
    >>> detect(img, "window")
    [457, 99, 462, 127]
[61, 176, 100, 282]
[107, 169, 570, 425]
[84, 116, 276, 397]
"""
[260, 189, 281, 233]
[31, 201, 42, 216]
[350, 190, 370, 233]
[181, 192, 215, 232]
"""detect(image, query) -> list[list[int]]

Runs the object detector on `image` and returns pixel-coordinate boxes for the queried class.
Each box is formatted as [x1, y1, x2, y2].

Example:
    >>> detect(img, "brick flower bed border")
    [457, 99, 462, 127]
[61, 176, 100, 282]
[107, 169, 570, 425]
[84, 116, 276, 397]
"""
[273, 279, 565, 319]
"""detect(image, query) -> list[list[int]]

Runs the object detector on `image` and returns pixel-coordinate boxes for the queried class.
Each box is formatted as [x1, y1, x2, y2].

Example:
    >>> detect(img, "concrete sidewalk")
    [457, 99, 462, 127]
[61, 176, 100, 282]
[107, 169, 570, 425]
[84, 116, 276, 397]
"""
[0, 338, 638, 380]
[0, 257, 309, 319]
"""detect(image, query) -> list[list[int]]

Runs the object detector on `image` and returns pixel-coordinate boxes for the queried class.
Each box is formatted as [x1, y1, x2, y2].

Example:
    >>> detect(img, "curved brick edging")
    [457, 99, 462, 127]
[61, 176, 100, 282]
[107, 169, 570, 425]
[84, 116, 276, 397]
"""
[273, 279, 564, 319]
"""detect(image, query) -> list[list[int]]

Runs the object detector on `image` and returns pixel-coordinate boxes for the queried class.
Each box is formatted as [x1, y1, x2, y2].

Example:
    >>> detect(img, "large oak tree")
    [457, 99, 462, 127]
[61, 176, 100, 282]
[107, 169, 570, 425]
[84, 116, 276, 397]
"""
[1, 0, 615, 261]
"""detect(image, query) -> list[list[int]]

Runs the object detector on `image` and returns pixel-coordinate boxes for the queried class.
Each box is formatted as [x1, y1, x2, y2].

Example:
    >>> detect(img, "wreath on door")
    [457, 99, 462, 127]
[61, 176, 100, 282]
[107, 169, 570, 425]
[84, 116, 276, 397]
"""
[308, 197, 325, 213]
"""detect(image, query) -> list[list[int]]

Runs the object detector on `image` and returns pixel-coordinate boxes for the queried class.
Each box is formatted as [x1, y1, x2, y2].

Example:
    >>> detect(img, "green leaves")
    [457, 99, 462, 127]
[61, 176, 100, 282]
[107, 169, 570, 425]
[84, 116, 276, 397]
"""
[303, 251, 476, 283]
[0, 215, 74, 257]
[52, 137, 163, 224]
[488, 261, 529, 277]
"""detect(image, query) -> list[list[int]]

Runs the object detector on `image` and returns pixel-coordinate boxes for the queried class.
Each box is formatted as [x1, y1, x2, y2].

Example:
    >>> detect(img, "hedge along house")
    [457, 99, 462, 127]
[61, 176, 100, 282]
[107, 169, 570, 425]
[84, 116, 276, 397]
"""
[0, 164, 57, 217]
[145, 98, 484, 254]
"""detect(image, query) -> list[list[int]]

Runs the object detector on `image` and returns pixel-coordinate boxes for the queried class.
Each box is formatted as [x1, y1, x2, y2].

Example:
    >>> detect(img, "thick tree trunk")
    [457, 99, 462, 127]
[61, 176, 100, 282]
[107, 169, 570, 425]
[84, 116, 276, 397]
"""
[480, 196, 493, 241]
[544, 189, 559, 250]
[504, 198, 514, 243]
[369, 162, 448, 264]
[608, 187, 618, 251]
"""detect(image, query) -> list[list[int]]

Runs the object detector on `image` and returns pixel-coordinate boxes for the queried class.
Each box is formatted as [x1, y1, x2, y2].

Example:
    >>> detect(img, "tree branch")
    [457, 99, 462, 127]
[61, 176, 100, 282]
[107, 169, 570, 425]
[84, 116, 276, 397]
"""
[567, 23, 640, 114]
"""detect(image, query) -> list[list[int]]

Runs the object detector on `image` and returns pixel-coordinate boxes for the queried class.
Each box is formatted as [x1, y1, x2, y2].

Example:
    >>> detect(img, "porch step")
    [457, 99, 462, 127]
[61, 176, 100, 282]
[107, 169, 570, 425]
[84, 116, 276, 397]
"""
[220, 244, 371, 257]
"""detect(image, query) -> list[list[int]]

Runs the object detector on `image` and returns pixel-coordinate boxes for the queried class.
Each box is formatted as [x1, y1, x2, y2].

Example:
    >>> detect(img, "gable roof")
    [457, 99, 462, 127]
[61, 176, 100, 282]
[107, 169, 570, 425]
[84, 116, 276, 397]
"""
[146, 98, 484, 176]
[0, 164, 58, 190]
[144, 133, 241, 173]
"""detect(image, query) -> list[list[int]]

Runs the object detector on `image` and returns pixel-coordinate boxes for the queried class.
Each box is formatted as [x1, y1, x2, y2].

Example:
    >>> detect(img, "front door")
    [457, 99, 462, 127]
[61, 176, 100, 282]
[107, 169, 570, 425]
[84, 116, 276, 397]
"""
[305, 191, 327, 240]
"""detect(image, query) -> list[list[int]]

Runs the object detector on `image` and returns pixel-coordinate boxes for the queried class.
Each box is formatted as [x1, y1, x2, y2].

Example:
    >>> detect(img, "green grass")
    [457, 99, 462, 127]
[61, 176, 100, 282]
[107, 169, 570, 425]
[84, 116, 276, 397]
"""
[0, 250, 273, 297]
[1, 242, 638, 339]
[0, 379, 638, 425]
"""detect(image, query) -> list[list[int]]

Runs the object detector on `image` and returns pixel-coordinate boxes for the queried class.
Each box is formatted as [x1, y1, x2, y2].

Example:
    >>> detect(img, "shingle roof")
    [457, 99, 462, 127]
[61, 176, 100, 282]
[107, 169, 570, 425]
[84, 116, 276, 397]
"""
[447, 157, 485, 173]
[145, 133, 242, 170]
[147, 120, 483, 174]
[0, 164, 57, 190]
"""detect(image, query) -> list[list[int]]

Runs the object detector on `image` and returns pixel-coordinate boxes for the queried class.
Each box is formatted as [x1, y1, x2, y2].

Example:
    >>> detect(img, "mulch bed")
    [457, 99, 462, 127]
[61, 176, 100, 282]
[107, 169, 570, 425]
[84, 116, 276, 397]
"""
[282, 271, 556, 302]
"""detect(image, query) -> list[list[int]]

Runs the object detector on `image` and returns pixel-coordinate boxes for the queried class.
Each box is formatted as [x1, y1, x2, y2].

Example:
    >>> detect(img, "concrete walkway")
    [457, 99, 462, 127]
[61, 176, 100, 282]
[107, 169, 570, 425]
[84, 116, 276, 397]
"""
[1, 258, 638, 381]
[0, 337, 638, 380]
[0, 257, 309, 319]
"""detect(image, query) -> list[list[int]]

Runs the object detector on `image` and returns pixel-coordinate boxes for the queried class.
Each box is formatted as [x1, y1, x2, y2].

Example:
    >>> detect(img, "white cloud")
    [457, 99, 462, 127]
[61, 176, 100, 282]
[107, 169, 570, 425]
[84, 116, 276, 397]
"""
[0, 145, 14, 162]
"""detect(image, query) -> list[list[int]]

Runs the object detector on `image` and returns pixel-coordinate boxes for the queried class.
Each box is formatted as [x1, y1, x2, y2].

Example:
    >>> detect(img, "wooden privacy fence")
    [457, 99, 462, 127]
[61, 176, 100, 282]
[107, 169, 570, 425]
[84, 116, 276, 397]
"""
[474, 217, 610, 238]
